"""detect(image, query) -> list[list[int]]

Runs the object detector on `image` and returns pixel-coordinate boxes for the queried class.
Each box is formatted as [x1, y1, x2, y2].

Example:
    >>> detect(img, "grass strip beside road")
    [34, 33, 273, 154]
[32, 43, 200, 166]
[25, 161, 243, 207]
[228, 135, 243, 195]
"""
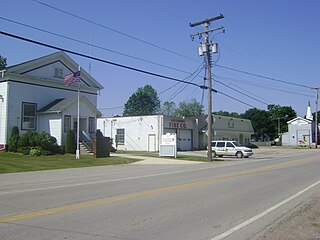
[116, 151, 210, 162]
[0, 152, 139, 174]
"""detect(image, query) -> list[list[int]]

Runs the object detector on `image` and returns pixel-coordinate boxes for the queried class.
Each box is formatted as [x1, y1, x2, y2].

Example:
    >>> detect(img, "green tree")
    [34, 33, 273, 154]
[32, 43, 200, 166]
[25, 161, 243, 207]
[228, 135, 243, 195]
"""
[268, 104, 296, 135]
[123, 84, 160, 116]
[8, 126, 19, 152]
[0, 55, 7, 70]
[65, 130, 76, 154]
[213, 110, 241, 118]
[175, 99, 204, 117]
[161, 101, 177, 116]
[241, 108, 272, 140]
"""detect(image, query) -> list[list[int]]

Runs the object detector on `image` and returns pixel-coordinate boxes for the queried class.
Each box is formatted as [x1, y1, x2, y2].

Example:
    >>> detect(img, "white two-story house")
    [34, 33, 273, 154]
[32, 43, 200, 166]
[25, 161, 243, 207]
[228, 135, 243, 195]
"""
[0, 51, 103, 150]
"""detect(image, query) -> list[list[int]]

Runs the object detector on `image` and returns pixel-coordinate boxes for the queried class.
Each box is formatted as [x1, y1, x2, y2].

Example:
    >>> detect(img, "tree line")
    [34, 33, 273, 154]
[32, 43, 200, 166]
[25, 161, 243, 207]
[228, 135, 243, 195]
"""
[123, 84, 298, 140]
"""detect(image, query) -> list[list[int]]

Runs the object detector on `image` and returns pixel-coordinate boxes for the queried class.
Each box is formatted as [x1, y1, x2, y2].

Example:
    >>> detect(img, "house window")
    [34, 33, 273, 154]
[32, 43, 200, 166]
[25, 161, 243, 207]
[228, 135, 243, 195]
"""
[116, 129, 125, 145]
[89, 117, 95, 133]
[21, 102, 37, 130]
[54, 67, 64, 78]
[64, 115, 71, 132]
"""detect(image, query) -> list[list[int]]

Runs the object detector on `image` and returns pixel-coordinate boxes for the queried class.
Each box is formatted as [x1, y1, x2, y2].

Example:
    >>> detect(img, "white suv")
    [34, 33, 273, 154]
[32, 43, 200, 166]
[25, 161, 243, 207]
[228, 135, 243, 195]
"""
[211, 141, 253, 158]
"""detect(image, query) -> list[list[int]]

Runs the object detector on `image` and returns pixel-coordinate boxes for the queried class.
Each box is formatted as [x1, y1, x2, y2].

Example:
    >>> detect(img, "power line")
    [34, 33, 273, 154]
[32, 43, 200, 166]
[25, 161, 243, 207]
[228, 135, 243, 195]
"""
[166, 62, 205, 101]
[215, 74, 314, 98]
[217, 91, 257, 108]
[0, 30, 205, 89]
[158, 60, 205, 95]
[32, 0, 198, 63]
[214, 78, 270, 105]
[0, 30, 262, 110]
[0, 16, 194, 75]
[216, 64, 313, 89]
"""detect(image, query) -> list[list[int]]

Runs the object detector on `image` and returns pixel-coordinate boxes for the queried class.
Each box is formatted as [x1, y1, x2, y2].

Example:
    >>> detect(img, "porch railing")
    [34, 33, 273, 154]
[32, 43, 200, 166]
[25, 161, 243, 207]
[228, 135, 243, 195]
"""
[80, 131, 93, 152]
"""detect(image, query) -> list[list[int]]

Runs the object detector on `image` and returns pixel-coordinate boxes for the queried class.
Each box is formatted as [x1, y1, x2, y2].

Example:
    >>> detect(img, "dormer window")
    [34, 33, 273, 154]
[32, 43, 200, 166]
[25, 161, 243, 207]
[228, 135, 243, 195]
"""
[54, 67, 64, 78]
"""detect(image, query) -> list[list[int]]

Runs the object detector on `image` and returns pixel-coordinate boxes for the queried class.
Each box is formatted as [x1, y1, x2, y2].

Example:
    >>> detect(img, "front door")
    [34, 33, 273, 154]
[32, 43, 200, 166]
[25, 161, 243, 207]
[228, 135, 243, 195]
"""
[148, 134, 156, 152]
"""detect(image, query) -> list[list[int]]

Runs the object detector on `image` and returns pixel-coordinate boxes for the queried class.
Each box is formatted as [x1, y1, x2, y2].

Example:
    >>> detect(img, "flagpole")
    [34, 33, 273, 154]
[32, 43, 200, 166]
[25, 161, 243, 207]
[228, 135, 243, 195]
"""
[76, 66, 80, 159]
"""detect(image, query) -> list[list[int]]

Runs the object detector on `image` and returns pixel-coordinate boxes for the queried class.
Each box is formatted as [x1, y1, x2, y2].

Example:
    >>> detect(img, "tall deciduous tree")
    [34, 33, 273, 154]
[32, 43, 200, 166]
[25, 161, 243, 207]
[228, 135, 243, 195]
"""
[123, 84, 160, 116]
[161, 101, 177, 116]
[267, 104, 296, 134]
[241, 108, 272, 140]
[175, 99, 204, 117]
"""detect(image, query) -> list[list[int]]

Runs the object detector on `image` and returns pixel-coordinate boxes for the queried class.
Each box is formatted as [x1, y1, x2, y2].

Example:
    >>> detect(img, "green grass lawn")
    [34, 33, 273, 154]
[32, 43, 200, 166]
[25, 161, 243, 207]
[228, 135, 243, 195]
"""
[0, 152, 139, 174]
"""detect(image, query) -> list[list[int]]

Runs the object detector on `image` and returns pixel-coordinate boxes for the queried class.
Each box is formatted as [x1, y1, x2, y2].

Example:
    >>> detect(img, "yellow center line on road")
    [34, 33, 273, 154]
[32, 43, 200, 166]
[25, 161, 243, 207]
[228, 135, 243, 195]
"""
[0, 156, 319, 223]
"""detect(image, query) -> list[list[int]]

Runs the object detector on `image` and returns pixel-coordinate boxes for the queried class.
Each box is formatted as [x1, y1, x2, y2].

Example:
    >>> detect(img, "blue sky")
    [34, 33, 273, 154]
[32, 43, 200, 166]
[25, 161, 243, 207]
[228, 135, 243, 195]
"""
[1, 0, 319, 117]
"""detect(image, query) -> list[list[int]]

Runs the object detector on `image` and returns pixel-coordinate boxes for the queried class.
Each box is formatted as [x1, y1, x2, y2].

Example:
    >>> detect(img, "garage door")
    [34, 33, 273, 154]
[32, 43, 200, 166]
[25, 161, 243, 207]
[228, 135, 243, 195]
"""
[178, 129, 192, 150]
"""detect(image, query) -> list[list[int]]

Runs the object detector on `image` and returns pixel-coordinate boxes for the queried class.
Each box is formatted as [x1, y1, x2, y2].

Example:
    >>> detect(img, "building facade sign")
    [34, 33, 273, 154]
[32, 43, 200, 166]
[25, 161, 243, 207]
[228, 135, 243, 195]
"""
[164, 118, 193, 129]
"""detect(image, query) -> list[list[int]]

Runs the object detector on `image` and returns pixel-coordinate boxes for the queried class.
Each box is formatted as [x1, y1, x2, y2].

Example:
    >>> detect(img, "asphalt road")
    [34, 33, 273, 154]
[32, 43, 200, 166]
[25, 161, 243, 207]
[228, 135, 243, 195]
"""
[0, 148, 319, 240]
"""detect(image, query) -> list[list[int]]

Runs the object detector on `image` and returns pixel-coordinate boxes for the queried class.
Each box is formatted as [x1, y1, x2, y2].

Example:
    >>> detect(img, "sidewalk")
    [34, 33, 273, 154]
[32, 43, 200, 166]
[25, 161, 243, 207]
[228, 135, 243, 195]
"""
[112, 153, 203, 165]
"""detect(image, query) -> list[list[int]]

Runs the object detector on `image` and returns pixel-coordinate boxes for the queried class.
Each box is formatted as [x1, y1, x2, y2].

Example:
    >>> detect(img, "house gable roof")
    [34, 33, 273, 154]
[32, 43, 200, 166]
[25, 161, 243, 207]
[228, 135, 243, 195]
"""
[38, 96, 101, 116]
[287, 117, 312, 124]
[6, 51, 103, 90]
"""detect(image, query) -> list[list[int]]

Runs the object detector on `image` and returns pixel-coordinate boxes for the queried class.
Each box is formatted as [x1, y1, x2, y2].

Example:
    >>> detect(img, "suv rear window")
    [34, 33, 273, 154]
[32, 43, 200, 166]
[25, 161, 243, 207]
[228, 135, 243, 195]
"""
[216, 142, 225, 147]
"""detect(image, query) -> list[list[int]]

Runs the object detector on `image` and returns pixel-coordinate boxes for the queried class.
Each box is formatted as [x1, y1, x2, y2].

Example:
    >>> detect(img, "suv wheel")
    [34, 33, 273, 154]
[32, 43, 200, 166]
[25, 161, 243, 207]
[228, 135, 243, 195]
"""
[236, 151, 243, 158]
[212, 151, 216, 158]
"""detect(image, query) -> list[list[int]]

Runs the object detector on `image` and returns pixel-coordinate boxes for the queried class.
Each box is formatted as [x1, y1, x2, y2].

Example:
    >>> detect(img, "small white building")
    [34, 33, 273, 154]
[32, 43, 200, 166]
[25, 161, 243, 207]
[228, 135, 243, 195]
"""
[0, 52, 103, 149]
[97, 114, 254, 151]
[282, 103, 319, 147]
[282, 117, 314, 147]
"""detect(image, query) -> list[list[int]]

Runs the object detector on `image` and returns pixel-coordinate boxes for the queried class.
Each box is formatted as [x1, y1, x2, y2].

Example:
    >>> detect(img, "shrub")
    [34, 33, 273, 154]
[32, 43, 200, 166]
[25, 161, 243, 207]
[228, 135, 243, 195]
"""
[38, 132, 59, 153]
[40, 150, 53, 156]
[18, 131, 38, 148]
[23, 148, 30, 155]
[17, 147, 31, 155]
[8, 126, 19, 152]
[30, 148, 41, 156]
[65, 130, 76, 154]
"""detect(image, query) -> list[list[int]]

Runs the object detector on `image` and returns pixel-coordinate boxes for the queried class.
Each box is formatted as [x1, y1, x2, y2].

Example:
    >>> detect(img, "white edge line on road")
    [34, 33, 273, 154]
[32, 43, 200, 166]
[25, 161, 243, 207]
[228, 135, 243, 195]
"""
[210, 179, 320, 240]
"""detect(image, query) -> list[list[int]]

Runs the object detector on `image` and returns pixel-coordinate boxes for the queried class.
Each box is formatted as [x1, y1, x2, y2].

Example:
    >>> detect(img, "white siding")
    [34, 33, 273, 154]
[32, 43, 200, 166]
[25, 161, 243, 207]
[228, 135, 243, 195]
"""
[38, 114, 62, 145]
[98, 116, 160, 151]
[0, 82, 8, 145]
[6, 81, 97, 138]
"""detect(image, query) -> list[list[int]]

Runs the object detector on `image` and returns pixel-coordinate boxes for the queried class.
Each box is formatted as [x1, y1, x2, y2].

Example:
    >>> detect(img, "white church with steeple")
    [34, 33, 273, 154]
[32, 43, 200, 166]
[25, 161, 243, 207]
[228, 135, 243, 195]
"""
[282, 102, 319, 147]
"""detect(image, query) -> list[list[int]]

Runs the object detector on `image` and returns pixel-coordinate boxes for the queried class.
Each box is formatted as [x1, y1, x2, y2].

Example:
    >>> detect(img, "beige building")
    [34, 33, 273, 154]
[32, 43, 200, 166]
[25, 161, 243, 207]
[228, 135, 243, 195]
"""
[197, 115, 254, 149]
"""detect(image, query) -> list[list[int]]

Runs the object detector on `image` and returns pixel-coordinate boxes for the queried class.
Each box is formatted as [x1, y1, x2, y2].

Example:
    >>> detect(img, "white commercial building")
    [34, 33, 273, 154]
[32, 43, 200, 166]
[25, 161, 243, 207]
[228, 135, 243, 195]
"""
[97, 115, 197, 151]
[97, 114, 254, 151]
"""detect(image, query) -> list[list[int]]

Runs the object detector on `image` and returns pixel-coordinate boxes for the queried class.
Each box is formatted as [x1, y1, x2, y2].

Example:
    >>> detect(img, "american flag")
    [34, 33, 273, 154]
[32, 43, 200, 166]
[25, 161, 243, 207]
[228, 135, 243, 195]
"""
[64, 71, 80, 86]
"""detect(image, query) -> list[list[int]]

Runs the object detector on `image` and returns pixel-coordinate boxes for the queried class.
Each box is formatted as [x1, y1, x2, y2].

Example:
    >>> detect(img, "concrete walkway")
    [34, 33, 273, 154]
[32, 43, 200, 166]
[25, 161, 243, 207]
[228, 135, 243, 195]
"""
[112, 153, 203, 165]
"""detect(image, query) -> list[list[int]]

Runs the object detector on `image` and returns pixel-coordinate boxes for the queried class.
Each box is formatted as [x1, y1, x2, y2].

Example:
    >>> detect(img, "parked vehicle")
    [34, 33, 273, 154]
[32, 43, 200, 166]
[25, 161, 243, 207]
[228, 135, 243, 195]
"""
[210, 141, 253, 158]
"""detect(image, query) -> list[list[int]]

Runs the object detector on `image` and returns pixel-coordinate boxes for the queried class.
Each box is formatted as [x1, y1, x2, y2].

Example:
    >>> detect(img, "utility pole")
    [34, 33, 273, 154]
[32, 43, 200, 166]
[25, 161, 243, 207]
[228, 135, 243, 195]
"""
[190, 15, 224, 161]
[314, 88, 319, 148]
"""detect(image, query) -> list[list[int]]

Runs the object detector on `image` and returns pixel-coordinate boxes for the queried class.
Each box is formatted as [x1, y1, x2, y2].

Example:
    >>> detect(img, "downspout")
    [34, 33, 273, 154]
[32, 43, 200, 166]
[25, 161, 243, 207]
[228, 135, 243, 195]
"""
[0, 94, 4, 151]
[4, 81, 9, 148]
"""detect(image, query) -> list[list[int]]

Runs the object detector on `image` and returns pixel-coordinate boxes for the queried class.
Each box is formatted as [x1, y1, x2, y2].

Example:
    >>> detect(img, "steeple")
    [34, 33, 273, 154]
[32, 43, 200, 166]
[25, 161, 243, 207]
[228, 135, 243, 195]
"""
[306, 100, 313, 121]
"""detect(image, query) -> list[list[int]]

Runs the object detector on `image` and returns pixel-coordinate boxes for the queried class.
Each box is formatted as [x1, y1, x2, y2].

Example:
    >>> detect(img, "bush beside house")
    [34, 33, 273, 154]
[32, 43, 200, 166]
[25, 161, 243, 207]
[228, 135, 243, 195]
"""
[65, 129, 76, 154]
[8, 127, 64, 156]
